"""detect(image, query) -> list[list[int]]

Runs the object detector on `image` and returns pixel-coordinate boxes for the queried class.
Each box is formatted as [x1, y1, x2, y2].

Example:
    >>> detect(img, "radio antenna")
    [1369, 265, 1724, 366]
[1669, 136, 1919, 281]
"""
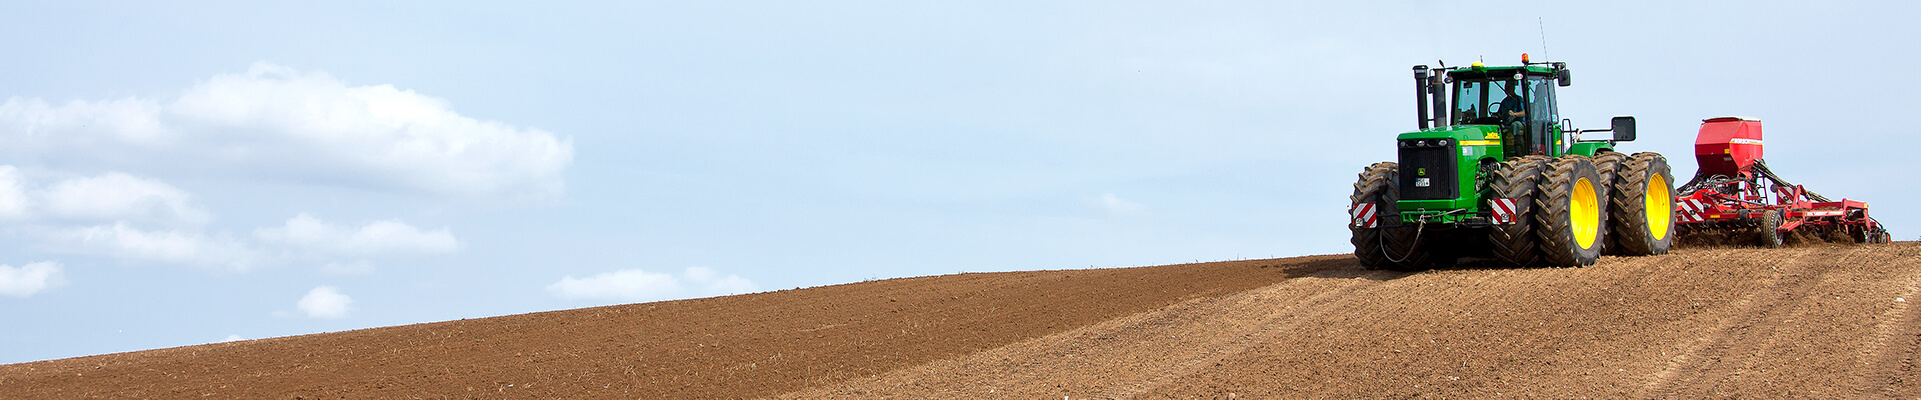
[1538, 17, 1550, 61]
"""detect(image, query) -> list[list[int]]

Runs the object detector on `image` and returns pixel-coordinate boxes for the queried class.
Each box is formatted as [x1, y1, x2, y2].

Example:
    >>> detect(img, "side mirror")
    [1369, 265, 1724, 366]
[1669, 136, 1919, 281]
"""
[1611, 116, 1636, 142]
[1555, 69, 1571, 87]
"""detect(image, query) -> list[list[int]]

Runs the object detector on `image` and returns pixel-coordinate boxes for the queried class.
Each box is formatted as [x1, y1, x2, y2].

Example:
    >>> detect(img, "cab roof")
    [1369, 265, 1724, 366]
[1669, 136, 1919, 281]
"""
[1446, 65, 1558, 80]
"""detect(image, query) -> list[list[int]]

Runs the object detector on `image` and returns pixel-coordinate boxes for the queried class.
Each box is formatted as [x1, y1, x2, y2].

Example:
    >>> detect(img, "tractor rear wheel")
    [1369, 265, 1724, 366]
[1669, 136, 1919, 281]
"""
[1607, 152, 1675, 256]
[1536, 156, 1606, 267]
[1759, 209, 1784, 248]
[1591, 152, 1627, 203]
[1591, 152, 1627, 254]
[1350, 162, 1398, 269]
[1489, 156, 1549, 267]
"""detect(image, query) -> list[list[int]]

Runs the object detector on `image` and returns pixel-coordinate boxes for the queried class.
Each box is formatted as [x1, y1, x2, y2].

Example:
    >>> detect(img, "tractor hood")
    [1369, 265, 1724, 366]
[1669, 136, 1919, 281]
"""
[1396, 124, 1500, 144]
[1390, 124, 1506, 214]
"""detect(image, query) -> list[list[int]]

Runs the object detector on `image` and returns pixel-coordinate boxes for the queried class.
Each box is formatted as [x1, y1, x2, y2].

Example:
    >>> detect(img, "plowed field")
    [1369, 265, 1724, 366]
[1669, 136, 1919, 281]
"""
[4, 243, 1918, 398]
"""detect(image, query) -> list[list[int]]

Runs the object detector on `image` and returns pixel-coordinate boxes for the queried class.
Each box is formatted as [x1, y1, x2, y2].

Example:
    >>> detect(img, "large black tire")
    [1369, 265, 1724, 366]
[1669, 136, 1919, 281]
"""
[1590, 152, 1627, 254]
[1607, 152, 1676, 256]
[1759, 209, 1784, 248]
[1350, 162, 1398, 268]
[1349, 162, 1445, 271]
[1489, 156, 1549, 267]
[1536, 156, 1606, 267]
[1591, 152, 1628, 202]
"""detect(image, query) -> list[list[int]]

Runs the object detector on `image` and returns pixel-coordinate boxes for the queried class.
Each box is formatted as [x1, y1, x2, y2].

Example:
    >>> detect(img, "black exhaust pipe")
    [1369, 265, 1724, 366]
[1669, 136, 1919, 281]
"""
[1413, 65, 1430, 130]
[1429, 70, 1448, 128]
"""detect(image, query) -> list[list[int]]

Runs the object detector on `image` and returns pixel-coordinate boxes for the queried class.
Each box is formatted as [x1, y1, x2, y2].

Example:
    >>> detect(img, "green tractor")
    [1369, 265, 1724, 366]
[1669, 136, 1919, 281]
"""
[1348, 55, 1676, 270]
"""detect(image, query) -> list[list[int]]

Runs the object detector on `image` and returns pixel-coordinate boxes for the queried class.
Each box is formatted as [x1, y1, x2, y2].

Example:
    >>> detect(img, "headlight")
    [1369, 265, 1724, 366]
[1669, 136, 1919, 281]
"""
[1436, 139, 1450, 146]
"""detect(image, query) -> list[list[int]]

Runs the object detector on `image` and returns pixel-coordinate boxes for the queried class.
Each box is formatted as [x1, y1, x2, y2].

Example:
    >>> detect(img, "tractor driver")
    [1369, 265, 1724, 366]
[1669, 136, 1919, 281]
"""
[1496, 80, 1526, 120]
[1495, 80, 1534, 156]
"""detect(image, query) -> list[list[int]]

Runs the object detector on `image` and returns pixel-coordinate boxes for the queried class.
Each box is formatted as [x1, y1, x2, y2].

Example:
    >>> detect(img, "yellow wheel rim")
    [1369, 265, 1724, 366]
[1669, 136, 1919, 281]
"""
[1572, 177, 1600, 249]
[1646, 173, 1671, 240]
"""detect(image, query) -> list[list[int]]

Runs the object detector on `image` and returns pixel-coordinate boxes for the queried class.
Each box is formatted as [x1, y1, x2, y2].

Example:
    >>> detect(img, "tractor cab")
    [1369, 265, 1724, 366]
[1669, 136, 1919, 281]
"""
[1446, 65, 1563, 157]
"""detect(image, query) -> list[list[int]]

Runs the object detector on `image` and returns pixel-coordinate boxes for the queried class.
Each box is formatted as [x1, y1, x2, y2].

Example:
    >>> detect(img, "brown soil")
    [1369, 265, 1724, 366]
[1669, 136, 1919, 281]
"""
[4, 244, 1919, 398]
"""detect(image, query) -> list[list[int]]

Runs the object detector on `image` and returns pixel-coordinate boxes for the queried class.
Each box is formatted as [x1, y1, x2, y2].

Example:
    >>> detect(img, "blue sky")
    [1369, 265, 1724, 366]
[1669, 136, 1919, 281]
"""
[1, 1, 1913, 364]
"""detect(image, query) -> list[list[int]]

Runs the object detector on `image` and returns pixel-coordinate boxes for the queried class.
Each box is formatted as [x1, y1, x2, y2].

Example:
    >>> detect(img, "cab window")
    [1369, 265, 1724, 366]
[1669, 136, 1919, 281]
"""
[1452, 78, 1523, 125]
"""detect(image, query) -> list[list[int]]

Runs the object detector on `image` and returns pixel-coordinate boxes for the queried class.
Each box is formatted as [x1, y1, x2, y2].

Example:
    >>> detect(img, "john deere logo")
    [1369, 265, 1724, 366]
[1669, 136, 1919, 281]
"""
[1417, 168, 1427, 176]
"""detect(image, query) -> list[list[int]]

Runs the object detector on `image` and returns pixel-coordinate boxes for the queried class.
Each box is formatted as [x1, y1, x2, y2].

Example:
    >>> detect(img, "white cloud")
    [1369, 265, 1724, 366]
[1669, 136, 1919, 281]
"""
[0, 166, 28, 219]
[47, 224, 258, 271]
[0, 64, 508, 275]
[1089, 192, 1147, 216]
[547, 267, 759, 302]
[0, 167, 209, 226]
[256, 213, 457, 257]
[0, 171, 453, 272]
[296, 286, 352, 319]
[219, 334, 245, 343]
[346, 220, 459, 255]
[38, 172, 211, 226]
[0, 167, 251, 271]
[0, 62, 573, 202]
[0, 261, 66, 298]
[0, 96, 168, 151]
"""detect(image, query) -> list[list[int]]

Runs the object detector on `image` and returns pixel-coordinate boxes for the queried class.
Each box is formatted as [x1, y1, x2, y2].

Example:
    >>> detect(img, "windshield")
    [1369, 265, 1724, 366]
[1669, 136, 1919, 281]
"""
[1452, 78, 1524, 125]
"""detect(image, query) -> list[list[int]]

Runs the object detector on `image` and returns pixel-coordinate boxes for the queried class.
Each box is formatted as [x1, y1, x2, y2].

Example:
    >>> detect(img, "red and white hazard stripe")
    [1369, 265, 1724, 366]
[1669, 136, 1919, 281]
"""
[1350, 203, 1378, 228]
[1804, 210, 1843, 217]
[1675, 197, 1709, 223]
[1489, 198, 1518, 224]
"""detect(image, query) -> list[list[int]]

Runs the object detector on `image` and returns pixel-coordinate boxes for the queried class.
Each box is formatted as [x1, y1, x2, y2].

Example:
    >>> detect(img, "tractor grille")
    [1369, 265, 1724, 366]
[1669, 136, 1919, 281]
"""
[1398, 142, 1459, 200]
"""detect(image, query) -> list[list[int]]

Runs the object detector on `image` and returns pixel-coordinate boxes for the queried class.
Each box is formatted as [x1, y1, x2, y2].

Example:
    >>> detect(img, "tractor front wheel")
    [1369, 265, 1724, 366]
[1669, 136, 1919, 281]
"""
[1536, 156, 1606, 267]
[1350, 162, 1398, 269]
[1489, 156, 1549, 267]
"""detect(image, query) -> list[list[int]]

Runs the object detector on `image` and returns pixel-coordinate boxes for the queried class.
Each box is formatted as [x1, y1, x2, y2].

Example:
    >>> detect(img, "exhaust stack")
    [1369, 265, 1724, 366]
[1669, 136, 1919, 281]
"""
[1429, 71, 1448, 128]
[1413, 65, 1431, 129]
[1412, 65, 1449, 130]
